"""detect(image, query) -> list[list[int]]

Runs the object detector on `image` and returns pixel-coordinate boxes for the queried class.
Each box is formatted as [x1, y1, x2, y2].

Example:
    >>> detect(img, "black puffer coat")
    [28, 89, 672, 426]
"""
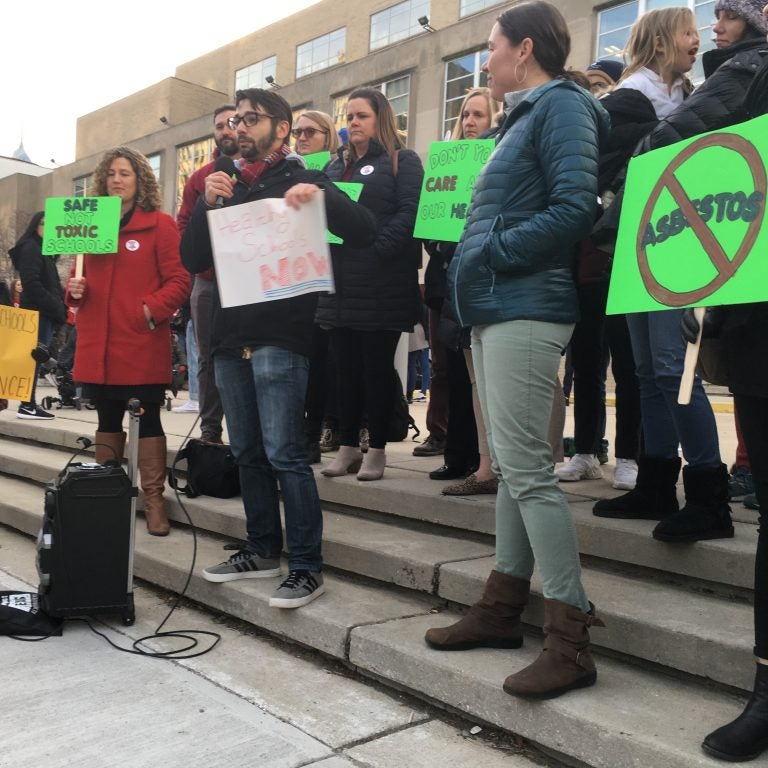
[597, 87, 658, 195]
[8, 234, 66, 325]
[640, 37, 768, 152]
[315, 140, 424, 332]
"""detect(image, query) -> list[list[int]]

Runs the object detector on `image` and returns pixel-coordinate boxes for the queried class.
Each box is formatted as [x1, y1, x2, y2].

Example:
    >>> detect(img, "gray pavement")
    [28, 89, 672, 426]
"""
[0, 527, 548, 768]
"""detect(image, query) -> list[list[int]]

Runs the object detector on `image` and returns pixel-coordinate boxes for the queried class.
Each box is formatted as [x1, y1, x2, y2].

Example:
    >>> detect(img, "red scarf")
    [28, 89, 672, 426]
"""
[238, 144, 292, 187]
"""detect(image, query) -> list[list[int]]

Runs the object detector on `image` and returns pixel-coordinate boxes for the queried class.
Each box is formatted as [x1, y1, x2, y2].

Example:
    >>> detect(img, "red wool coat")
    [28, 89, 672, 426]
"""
[69, 209, 191, 386]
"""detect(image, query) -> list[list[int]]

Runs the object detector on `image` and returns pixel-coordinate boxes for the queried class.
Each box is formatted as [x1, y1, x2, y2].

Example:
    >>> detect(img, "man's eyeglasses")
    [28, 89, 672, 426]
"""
[291, 127, 328, 139]
[227, 112, 275, 129]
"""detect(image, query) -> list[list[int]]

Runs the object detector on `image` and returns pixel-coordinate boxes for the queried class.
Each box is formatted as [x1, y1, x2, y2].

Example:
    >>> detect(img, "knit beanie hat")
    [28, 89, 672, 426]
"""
[714, 0, 768, 35]
[586, 59, 625, 84]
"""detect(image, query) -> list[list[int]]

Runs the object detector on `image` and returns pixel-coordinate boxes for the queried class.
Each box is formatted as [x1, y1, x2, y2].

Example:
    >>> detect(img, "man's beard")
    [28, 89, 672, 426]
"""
[216, 137, 239, 157]
[239, 126, 278, 161]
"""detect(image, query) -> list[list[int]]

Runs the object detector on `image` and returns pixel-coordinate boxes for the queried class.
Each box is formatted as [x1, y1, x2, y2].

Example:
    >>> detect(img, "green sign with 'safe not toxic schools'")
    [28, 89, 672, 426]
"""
[607, 114, 768, 314]
[42, 197, 121, 255]
[413, 139, 495, 242]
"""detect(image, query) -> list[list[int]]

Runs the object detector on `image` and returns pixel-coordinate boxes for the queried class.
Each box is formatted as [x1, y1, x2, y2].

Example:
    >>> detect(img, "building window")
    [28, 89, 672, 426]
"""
[176, 137, 215, 211]
[378, 75, 411, 140]
[235, 56, 277, 91]
[147, 153, 161, 181]
[296, 28, 346, 78]
[73, 175, 92, 197]
[370, 0, 430, 51]
[443, 50, 489, 138]
[596, 0, 715, 82]
[459, 0, 504, 17]
[332, 94, 348, 135]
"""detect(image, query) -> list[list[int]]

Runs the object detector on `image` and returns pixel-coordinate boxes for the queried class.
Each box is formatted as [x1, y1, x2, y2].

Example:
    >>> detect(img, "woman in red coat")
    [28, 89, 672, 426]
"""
[67, 146, 191, 535]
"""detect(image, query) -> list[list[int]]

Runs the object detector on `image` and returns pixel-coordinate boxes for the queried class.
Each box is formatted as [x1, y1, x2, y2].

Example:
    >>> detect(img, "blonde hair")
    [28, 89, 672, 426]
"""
[620, 8, 696, 93]
[450, 88, 501, 140]
[92, 146, 162, 212]
[297, 110, 340, 152]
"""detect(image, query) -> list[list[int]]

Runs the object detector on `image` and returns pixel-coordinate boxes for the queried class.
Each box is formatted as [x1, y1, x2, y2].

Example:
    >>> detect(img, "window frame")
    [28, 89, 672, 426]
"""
[235, 55, 277, 92]
[369, 0, 430, 52]
[295, 27, 346, 79]
[442, 49, 489, 139]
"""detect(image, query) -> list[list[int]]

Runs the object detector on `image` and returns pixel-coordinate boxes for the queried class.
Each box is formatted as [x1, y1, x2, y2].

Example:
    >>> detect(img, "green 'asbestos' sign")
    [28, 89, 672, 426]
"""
[607, 114, 768, 314]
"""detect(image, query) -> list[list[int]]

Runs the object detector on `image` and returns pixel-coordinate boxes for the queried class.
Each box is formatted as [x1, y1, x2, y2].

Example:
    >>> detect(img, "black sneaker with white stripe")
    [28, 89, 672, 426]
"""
[269, 570, 325, 608]
[202, 548, 282, 582]
[17, 404, 54, 420]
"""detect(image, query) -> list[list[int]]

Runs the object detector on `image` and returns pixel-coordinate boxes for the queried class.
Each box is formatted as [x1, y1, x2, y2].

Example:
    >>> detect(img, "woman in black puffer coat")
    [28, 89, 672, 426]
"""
[317, 87, 424, 481]
[695, 5, 768, 760]
[8, 211, 67, 419]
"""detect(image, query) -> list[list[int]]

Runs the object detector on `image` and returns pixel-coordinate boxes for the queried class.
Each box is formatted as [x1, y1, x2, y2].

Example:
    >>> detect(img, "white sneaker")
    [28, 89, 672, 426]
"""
[172, 400, 199, 413]
[555, 453, 603, 482]
[613, 458, 638, 490]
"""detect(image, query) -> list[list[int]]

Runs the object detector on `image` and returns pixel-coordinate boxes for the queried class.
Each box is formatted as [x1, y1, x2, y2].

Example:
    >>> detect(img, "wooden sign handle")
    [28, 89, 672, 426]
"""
[678, 306, 705, 405]
[74, 253, 84, 279]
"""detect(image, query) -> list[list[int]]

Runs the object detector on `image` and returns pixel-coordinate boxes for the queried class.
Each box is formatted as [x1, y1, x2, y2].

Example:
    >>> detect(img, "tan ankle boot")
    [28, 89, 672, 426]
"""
[321, 445, 363, 477]
[425, 571, 530, 650]
[502, 598, 605, 699]
[138, 436, 170, 536]
[94, 431, 126, 465]
[357, 447, 386, 481]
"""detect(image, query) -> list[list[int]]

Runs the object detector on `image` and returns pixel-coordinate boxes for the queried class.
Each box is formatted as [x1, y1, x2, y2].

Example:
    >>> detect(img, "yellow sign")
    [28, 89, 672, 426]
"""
[0, 306, 39, 402]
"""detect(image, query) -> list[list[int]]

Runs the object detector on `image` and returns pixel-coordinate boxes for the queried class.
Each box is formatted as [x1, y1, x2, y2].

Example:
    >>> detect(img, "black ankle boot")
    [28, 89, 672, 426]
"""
[653, 463, 734, 542]
[593, 455, 680, 520]
[703, 663, 768, 761]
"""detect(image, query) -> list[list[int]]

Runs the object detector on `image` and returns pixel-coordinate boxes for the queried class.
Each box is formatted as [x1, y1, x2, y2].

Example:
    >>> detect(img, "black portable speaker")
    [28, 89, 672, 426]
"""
[37, 462, 136, 623]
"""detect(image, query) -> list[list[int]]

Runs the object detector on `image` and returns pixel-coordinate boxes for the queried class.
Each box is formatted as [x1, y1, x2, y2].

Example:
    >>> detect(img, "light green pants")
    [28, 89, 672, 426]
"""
[472, 319, 589, 611]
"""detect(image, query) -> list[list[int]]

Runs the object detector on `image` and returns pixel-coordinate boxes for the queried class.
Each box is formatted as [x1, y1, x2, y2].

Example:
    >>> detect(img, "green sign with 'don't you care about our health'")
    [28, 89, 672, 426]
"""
[413, 139, 495, 242]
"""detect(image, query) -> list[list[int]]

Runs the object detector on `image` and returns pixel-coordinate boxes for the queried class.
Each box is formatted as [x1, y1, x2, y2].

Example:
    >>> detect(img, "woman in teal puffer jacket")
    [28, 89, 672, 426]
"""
[425, 0, 610, 701]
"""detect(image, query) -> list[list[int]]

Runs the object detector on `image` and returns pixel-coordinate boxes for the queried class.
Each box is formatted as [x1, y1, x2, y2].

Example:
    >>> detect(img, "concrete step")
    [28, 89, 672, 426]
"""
[0, 491, 762, 768]
[0, 429, 757, 596]
[0, 468, 755, 691]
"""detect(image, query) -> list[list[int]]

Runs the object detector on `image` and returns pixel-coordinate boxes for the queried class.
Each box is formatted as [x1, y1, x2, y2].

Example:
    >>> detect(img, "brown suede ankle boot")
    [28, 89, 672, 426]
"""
[138, 436, 170, 536]
[425, 571, 530, 651]
[503, 598, 605, 699]
[94, 431, 126, 466]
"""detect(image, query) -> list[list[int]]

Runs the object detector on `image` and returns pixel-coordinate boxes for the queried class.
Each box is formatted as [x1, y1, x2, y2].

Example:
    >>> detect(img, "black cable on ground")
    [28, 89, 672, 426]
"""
[11, 413, 222, 659]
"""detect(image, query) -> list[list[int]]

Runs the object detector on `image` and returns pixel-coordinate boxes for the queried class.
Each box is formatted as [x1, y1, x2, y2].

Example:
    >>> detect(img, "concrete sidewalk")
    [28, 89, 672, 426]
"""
[0, 528, 546, 768]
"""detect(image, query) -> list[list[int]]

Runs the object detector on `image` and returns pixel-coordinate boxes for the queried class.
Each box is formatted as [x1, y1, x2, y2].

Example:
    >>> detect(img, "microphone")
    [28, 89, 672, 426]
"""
[213, 155, 237, 208]
[284, 152, 307, 168]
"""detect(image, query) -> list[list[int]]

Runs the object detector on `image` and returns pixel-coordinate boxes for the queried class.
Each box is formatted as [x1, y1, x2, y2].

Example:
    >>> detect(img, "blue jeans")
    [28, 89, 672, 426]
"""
[185, 319, 199, 401]
[214, 347, 323, 572]
[626, 309, 720, 468]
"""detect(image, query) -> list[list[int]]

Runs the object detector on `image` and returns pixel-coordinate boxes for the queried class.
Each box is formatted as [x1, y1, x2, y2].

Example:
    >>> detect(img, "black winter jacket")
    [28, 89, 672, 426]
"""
[640, 37, 768, 152]
[315, 141, 424, 332]
[8, 235, 66, 325]
[180, 156, 378, 358]
[597, 88, 659, 195]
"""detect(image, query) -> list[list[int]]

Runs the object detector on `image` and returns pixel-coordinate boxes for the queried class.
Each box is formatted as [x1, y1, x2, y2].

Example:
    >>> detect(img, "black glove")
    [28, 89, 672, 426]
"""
[680, 307, 726, 344]
[30, 343, 51, 364]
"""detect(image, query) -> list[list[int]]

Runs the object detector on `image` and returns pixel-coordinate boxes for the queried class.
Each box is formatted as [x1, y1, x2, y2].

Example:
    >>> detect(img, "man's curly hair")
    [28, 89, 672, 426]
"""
[92, 146, 162, 212]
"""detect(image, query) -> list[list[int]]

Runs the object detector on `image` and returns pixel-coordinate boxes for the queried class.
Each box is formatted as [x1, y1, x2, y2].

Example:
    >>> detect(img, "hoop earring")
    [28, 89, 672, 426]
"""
[514, 62, 528, 85]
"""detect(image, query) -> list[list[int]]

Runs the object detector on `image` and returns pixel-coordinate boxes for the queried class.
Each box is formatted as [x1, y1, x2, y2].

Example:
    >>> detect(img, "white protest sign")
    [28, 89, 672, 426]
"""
[206, 191, 334, 308]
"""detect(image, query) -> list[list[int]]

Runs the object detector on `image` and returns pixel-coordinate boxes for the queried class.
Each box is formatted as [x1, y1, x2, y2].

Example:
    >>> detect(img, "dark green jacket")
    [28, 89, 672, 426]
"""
[448, 79, 609, 328]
